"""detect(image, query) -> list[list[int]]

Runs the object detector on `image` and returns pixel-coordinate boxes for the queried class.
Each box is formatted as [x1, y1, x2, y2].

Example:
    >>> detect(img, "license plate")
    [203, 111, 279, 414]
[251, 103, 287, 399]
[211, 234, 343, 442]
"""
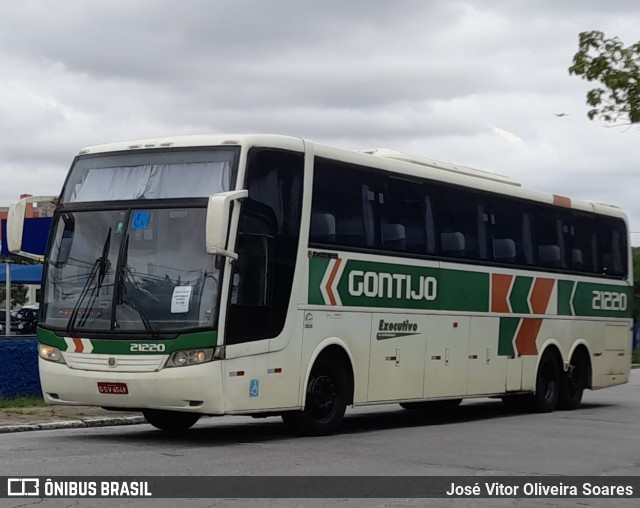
[97, 382, 128, 395]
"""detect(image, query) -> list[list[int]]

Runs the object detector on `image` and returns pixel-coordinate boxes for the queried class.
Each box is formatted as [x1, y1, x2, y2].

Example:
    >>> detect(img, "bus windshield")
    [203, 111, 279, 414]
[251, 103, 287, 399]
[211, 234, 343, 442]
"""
[61, 149, 236, 203]
[43, 207, 219, 335]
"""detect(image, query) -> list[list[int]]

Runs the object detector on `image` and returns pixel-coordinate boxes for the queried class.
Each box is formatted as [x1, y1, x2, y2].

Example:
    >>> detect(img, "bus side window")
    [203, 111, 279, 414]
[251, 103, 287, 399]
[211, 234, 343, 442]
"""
[488, 198, 531, 266]
[441, 232, 465, 257]
[568, 215, 597, 274]
[571, 248, 584, 270]
[538, 244, 562, 268]
[380, 176, 430, 255]
[311, 160, 379, 250]
[434, 187, 486, 261]
[337, 218, 367, 247]
[597, 220, 627, 277]
[533, 207, 568, 270]
[493, 238, 517, 263]
[310, 213, 336, 244]
[381, 224, 406, 251]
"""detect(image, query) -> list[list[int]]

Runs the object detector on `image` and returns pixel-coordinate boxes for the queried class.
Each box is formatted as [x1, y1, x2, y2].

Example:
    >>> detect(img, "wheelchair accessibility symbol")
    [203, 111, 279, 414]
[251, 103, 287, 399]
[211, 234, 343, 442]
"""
[249, 379, 260, 398]
[131, 211, 149, 230]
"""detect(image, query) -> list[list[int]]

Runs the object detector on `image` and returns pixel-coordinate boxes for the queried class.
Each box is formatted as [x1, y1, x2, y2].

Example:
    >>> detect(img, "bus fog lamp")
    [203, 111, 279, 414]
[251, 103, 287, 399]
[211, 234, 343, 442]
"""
[166, 348, 214, 368]
[38, 344, 66, 364]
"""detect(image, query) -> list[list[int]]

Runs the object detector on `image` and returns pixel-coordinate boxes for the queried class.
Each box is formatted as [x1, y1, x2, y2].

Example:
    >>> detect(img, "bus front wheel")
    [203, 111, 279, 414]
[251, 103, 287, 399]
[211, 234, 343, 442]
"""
[282, 358, 348, 436]
[143, 410, 201, 431]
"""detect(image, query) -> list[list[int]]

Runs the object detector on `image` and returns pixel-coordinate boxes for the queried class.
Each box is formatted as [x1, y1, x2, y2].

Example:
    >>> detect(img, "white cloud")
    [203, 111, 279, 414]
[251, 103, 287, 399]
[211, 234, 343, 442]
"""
[490, 126, 524, 145]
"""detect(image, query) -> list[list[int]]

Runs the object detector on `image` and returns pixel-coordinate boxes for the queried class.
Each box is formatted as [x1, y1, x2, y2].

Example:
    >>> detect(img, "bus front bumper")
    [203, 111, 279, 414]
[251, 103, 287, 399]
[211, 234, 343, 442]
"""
[38, 358, 225, 415]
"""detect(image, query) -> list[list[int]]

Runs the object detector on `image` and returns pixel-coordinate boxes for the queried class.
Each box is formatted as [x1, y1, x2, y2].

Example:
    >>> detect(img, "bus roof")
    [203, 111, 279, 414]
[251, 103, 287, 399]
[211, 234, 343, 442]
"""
[359, 148, 519, 187]
[75, 133, 626, 221]
[77, 134, 305, 155]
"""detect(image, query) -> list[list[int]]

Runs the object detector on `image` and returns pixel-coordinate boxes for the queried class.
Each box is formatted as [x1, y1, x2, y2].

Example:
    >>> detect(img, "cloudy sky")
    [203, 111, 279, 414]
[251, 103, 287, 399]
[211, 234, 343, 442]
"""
[1, 0, 639, 244]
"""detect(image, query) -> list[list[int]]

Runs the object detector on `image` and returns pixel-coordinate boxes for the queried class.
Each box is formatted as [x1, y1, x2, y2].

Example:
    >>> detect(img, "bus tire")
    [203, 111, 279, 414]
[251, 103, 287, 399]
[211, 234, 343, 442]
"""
[282, 358, 348, 436]
[558, 349, 590, 410]
[143, 410, 201, 431]
[529, 350, 561, 413]
[400, 399, 462, 411]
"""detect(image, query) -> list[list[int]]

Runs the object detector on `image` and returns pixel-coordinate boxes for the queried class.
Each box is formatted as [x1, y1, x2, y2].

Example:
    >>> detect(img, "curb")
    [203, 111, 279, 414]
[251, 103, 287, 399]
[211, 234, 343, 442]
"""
[0, 416, 146, 434]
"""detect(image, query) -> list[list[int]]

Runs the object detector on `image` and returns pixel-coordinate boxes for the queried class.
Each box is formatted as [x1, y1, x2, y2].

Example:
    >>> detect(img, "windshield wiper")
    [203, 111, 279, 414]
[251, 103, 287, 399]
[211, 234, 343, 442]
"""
[114, 233, 129, 311]
[67, 228, 112, 333]
[114, 234, 160, 338]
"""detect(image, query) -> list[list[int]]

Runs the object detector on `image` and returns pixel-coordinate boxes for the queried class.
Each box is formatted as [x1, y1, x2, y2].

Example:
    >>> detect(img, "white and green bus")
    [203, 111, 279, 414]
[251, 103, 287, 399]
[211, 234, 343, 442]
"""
[8, 134, 633, 435]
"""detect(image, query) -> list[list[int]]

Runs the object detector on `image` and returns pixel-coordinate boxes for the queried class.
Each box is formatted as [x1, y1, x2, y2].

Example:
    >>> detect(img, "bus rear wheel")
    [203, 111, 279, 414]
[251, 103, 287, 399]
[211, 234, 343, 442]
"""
[558, 349, 590, 410]
[143, 410, 201, 431]
[282, 358, 348, 436]
[503, 351, 561, 413]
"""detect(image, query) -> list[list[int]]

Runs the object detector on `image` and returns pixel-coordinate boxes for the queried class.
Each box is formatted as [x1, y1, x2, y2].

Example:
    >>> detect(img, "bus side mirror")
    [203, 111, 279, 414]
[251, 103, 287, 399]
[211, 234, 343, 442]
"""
[205, 190, 248, 260]
[7, 195, 56, 262]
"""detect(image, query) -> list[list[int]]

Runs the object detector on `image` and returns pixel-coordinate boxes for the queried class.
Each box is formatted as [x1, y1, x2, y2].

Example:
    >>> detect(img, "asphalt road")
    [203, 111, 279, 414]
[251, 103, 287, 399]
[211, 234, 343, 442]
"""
[2, 370, 639, 508]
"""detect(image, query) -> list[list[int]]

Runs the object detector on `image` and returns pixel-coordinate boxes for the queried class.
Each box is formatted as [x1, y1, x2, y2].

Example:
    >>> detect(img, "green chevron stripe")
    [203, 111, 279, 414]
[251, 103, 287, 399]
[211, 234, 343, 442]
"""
[498, 317, 520, 356]
[509, 276, 533, 314]
[309, 257, 330, 305]
[557, 280, 575, 316]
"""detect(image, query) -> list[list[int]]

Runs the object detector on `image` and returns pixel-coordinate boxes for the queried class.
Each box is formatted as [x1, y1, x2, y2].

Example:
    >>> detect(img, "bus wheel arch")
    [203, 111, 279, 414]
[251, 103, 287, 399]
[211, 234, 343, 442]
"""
[282, 342, 354, 436]
[558, 343, 591, 410]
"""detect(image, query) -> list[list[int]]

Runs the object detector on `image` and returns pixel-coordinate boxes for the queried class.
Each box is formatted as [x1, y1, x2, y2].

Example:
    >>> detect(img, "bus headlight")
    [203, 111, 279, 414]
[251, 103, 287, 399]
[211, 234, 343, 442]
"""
[166, 348, 214, 368]
[38, 344, 66, 364]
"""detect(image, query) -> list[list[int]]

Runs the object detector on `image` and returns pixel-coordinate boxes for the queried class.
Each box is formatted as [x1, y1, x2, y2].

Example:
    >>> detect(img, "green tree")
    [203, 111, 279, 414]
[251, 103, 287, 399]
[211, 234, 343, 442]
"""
[569, 31, 640, 124]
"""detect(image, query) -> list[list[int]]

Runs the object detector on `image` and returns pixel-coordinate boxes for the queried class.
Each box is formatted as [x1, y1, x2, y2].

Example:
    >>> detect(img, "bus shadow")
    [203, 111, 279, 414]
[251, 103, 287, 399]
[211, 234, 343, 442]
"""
[72, 399, 614, 447]
[340, 400, 614, 435]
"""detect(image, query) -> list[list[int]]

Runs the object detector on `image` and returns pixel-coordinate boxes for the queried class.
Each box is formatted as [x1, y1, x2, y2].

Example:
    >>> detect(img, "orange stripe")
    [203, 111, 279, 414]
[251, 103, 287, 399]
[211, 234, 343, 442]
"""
[491, 274, 513, 313]
[553, 195, 571, 208]
[326, 258, 342, 306]
[514, 318, 542, 355]
[73, 338, 84, 353]
[530, 278, 555, 314]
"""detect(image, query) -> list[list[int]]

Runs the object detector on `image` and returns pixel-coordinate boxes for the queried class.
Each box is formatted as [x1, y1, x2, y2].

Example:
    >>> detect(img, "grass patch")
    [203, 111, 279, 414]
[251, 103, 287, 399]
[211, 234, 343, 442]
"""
[633, 349, 640, 364]
[0, 396, 46, 409]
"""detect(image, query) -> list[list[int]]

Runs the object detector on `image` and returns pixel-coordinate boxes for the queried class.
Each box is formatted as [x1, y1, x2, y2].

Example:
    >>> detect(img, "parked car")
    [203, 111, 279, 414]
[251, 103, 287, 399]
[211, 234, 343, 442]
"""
[14, 307, 39, 334]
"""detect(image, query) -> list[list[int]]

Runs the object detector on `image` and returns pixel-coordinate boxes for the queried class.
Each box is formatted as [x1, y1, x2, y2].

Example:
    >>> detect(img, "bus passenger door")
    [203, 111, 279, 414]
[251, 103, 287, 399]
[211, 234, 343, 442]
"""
[423, 315, 469, 398]
[367, 314, 426, 402]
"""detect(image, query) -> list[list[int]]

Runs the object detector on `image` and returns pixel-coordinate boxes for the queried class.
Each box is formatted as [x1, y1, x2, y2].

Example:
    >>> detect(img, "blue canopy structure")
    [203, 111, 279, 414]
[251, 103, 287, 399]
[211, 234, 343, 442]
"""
[0, 263, 43, 284]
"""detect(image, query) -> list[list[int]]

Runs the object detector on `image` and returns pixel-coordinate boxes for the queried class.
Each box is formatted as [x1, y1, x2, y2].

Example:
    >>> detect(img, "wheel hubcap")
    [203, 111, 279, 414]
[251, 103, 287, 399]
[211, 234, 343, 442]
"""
[308, 374, 337, 421]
